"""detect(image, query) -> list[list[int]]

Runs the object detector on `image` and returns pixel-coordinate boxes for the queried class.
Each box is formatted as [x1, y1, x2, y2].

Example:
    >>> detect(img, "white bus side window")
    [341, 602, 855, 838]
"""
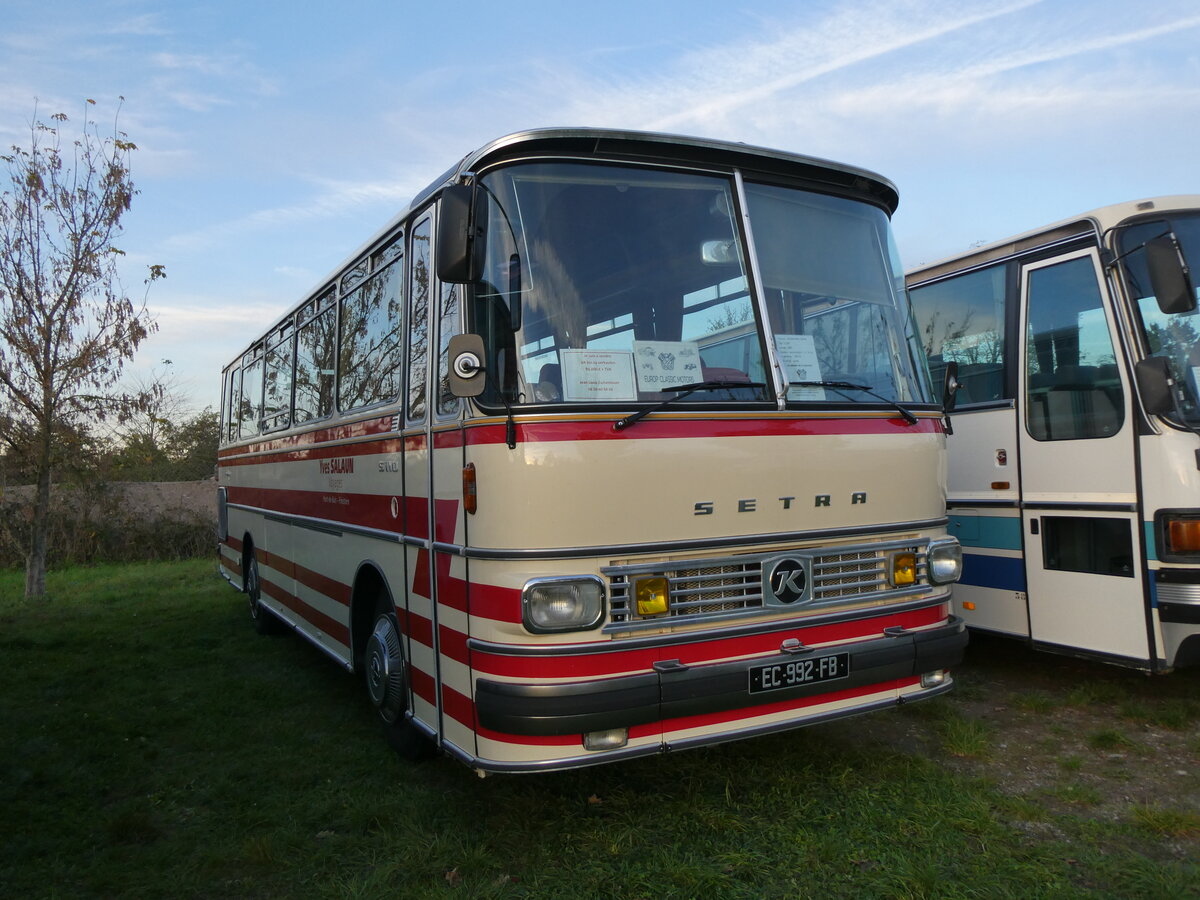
[910, 263, 1009, 405]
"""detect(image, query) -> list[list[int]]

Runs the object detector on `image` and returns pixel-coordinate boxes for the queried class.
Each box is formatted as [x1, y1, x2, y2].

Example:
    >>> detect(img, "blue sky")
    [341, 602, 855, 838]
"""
[3, 0, 1198, 411]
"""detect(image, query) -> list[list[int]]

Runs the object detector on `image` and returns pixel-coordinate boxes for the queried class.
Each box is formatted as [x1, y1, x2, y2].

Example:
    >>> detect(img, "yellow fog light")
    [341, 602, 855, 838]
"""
[890, 551, 917, 587]
[635, 576, 670, 616]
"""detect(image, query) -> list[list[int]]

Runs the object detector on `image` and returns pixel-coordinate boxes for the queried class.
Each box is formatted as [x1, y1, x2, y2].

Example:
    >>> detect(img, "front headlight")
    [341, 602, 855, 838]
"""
[522, 577, 606, 633]
[927, 538, 963, 585]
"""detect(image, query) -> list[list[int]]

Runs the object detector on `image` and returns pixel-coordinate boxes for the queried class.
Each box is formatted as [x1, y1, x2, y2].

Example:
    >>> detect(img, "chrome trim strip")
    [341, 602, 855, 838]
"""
[455, 517, 950, 561]
[1022, 501, 1138, 513]
[600, 536, 928, 577]
[227, 502, 404, 543]
[466, 593, 951, 657]
[602, 586, 932, 637]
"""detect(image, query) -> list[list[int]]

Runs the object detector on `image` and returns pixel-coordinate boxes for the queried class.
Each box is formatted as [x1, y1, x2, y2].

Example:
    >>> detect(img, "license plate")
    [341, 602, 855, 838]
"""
[748, 653, 850, 694]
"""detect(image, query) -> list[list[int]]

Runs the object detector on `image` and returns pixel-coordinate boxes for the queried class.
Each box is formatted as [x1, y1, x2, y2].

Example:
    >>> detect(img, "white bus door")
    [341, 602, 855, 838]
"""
[1017, 250, 1151, 661]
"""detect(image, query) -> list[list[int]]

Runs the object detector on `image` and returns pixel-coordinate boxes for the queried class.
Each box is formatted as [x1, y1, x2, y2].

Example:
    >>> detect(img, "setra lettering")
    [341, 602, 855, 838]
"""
[692, 493, 868, 514]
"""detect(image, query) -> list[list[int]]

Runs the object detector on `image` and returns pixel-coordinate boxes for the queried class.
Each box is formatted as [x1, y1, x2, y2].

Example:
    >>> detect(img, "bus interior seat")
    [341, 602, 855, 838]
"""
[535, 363, 562, 402]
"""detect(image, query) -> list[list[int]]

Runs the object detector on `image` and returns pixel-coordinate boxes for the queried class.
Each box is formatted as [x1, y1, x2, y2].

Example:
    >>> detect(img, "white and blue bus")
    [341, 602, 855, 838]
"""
[908, 196, 1200, 671]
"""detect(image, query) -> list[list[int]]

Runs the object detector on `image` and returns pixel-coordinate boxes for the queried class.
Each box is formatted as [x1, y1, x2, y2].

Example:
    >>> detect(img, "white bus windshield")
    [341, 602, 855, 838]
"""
[1119, 213, 1200, 423]
[469, 161, 928, 408]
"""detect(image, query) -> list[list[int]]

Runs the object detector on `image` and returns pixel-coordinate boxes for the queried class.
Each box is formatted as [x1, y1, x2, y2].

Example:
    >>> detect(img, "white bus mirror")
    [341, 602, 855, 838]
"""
[437, 184, 485, 283]
[448, 333, 487, 398]
[1146, 233, 1197, 315]
[1135, 356, 1175, 417]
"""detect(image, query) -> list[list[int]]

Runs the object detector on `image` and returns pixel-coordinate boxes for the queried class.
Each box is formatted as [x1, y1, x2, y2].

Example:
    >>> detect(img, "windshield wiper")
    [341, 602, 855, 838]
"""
[791, 380, 919, 426]
[613, 380, 766, 431]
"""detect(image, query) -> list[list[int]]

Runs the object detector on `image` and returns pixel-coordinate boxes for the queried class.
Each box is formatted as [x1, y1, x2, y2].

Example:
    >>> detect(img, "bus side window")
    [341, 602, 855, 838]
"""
[339, 255, 404, 412]
[294, 297, 336, 423]
[909, 263, 1009, 405]
[239, 353, 264, 438]
[407, 218, 432, 423]
[223, 366, 241, 443]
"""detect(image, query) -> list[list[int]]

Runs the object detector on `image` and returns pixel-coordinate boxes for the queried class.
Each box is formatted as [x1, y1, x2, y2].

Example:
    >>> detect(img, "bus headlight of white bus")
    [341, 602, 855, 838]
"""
[522, 577, 606, 633]
[926, 538, 963, 585]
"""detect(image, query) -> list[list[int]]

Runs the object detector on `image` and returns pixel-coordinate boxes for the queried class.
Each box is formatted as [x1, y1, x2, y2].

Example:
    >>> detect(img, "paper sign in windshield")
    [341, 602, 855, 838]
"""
[776, 334, 826, 401]
[633, 341, 701, 391]
[560, 349, 638, 402]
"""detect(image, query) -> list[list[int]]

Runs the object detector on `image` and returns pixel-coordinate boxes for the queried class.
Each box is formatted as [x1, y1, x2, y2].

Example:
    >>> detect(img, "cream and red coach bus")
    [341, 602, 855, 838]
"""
[217, 128, 965, 773]
[907, 196, 1200, 672]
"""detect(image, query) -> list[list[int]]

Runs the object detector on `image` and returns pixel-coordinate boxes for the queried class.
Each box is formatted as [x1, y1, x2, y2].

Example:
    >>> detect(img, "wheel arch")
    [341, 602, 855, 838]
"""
[240, 531, 256, 592]
[350, 560, 396, 673]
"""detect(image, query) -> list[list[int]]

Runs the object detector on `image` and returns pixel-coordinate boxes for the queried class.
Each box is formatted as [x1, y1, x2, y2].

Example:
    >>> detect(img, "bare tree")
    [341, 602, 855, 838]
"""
[0, 99, 163, 599]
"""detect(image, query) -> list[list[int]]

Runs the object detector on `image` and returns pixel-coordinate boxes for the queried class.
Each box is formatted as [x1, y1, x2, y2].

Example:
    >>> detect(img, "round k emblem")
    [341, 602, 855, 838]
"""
[767, 558, 808, 604]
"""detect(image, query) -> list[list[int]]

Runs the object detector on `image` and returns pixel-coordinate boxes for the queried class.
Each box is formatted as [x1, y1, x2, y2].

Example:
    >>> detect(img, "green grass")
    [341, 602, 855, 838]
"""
[2, 561, 1198, 899]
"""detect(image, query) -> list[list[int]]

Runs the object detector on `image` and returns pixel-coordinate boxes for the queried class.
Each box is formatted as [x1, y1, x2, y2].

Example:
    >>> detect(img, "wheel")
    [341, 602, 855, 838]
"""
[365, 595, 433, 759]
[245, 549, 281, 635]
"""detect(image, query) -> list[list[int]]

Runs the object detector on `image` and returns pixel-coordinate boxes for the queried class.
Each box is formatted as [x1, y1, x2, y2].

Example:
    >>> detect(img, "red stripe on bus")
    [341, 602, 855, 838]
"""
[441, 684, 477, 731]
[218, 414, 398, 459]
[224, 485, 407, 534]
[409, 665, 436, 706]
[261, 576, 351, 645]
[464, 580, 521, 623]
[439, 625, 470, 666]
[407, 610, 433, 649]
[219, 437, 405, 467]
[219, 412, 941, 462]
[463, 415, 942, 447]
[469, 606, 947, 679]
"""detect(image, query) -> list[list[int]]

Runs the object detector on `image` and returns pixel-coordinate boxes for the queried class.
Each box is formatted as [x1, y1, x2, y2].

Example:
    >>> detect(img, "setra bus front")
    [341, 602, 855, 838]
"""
[425, 131, 965, 772]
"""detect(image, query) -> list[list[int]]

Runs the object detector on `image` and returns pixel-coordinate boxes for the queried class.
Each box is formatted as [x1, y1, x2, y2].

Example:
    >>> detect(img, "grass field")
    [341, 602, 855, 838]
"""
[2, 560, 1198, 899]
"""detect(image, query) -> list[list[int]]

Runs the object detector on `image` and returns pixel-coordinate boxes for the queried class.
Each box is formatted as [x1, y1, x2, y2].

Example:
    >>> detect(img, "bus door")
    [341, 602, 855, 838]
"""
[1017, 249, 1151, 661]
[402, 214, 441, 738]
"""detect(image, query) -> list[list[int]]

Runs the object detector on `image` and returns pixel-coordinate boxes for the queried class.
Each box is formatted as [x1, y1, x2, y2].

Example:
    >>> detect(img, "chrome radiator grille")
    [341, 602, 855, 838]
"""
[604, 539, 930, 627]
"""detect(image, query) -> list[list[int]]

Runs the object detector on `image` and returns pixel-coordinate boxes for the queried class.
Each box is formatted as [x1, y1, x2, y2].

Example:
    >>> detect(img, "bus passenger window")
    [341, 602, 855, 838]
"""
[909, 263, 1008, 405]
[294, 301, 336, 423]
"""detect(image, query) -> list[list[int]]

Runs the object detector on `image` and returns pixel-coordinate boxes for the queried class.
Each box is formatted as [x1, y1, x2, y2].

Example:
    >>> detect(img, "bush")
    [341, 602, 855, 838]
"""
[0, 480, 213, 569]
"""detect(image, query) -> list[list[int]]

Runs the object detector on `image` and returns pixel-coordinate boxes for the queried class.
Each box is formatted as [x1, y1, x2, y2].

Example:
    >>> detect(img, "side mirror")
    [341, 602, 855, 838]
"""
[941, 361, 960, 413]
[448, 333, 487, 398]
[436, 184, 485, 283]
[1135, 356, 1176, 417]
[1146, 233, 1197, 315]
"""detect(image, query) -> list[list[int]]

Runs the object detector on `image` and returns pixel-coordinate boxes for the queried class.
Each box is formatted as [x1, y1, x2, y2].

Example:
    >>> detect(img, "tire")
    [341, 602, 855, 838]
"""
[245, 549, 282, 635]
[365, 594, 433, 759]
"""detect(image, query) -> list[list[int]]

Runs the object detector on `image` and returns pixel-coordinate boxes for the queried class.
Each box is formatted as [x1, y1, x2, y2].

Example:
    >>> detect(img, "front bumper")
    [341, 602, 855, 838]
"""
[475, 616, 967, 736]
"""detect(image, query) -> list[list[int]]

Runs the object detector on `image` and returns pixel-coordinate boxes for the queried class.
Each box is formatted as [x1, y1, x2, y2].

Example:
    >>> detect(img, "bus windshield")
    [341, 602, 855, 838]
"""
[1119, 213, 1200, 423]
[469, 161, 929, 409]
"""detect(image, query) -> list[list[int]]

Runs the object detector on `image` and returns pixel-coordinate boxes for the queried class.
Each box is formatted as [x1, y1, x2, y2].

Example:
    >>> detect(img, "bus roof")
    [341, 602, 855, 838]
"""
[414, 127, 900, 212]
[907, 194, 1200, 285]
